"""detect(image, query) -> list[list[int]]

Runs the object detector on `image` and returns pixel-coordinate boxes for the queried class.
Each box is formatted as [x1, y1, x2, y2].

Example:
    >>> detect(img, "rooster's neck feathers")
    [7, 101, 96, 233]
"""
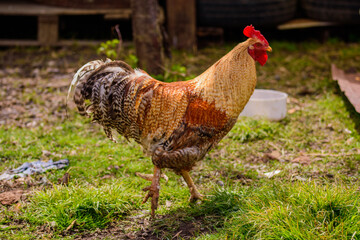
[193, 39, 257, 117]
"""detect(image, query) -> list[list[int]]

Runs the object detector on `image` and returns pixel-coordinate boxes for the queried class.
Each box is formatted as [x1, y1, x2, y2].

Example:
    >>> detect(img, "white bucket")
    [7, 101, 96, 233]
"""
[239, 89, 288, 121]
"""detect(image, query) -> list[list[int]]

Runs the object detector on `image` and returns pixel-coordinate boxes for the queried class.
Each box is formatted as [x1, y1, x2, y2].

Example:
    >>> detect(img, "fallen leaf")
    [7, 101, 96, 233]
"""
[293, 176, 307, 181]
[58, 172, 70, 185]
[265, 151, 282, 161]
[288, 108, 297, 114]
[42, 150, 52, 157]
[101, 174, 112, 180]
[279, 66, 289, 74]
[288, 106, 302, 114]
[11, 202, 22, 212]
[264, 170, 281, 178]
[288, 97, 300, 104]
[65, 219, 76, 232]
[291, 155, 311, 165]
[172, 230, 183, 239]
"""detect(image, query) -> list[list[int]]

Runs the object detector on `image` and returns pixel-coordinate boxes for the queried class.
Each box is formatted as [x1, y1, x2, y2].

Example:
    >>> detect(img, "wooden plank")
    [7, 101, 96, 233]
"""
[166, 0, 196, 51]
[0, 39, 105, 46]
[332, 64, 360, 113]
[104, 11, 132, 20]
[38, 15, 59, 45]
[0, 40, 40, 46]
[0, 1, 132, 47]
[0, 2, 131, 18]
[278, 18, 336, 30]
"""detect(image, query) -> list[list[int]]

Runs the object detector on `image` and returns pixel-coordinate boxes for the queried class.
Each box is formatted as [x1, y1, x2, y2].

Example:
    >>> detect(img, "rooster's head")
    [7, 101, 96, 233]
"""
[243, 25, 272, 66]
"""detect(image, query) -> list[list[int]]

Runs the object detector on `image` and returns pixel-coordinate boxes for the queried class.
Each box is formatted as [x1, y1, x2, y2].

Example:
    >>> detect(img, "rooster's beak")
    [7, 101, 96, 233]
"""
[266, 46, 272, 52]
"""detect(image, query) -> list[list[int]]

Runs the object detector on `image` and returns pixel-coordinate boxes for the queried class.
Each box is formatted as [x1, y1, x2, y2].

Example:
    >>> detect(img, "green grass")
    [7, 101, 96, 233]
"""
[0, 38, 360, 239]
[25, 182, 141, 231]
[196, 182, 360, 240]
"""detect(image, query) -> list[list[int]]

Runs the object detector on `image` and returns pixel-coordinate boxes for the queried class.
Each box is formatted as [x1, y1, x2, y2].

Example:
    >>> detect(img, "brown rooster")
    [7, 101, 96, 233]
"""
[68, 25, 271, 217]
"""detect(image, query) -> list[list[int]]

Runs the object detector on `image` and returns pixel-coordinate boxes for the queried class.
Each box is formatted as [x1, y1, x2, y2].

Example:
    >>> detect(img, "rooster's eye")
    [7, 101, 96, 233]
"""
[254, 43, 263, 48]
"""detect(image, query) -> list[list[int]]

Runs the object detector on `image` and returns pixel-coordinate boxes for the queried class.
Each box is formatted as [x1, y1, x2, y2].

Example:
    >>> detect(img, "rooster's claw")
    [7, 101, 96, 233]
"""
[189, 187, 204, 202]
[142, 185, 160, 217]
[141, 166, 161, 218]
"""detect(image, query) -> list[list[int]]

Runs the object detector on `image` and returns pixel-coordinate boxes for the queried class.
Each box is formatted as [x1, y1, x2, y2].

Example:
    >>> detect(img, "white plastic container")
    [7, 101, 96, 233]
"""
[240, 89, 288, 121]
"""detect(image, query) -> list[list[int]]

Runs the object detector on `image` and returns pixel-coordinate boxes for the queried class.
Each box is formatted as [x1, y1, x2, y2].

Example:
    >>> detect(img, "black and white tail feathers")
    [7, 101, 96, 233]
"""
[68, 59, 136, 142]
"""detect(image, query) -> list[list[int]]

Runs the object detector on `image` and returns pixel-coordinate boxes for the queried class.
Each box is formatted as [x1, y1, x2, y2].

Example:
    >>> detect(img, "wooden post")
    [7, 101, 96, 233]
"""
[131, 0, 164, 75]
[38, 15, 59, 46]
[166, 0, 196, 52]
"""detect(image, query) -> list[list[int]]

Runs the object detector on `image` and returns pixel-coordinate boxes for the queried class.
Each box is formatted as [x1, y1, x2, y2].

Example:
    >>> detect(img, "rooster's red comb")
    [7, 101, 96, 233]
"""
[243, 25, 268, 45]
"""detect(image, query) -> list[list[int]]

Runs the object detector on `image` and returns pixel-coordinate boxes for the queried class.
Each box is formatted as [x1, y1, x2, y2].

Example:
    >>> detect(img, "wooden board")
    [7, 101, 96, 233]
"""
[0, 1, 131, 46]
[38, 15, 59, 45]
[0, 39, 104, 46]
[0, 1, 131, 18]
[332, 64, 360, 113]
[166, 0, 196, 51]
[278, 18, 336, 30]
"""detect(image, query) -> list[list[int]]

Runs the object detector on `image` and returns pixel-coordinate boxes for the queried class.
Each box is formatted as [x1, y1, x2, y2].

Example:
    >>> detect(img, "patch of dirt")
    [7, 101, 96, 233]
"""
[0, 176, 53, 207]
[0, 189, 26, 205]
[74, 214, 213, 240]
[0, 76, 73, 128]
[215, 169, 254, 185]
[0, 47, 98, 128]
[72, 225, 126, 240]
[131, 218, 204, 240]
[0, 179, 32, 206]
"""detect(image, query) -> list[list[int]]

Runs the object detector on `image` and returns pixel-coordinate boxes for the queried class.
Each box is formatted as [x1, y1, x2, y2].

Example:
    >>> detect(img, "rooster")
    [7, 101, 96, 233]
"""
[68, 25, 271, 217]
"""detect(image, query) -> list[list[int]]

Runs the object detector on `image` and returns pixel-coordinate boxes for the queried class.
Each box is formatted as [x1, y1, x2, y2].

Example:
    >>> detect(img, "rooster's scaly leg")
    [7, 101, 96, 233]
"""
[181, 170, 203, 202]
[136, 172, 169, 183]
[142, 166, 161, 217]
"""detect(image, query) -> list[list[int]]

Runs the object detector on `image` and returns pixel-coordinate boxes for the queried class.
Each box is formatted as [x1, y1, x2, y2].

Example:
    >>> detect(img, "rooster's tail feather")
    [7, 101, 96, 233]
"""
[71, 59, 134, 120]
[68, 59, 110, 103]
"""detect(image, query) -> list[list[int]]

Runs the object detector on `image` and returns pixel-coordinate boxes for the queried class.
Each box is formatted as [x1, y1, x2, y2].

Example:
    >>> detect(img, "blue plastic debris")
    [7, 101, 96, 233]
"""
[0, 159, 69, 181]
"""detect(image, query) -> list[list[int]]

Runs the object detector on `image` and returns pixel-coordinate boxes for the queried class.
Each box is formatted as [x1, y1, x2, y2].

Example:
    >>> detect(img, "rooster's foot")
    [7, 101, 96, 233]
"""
[181, 170, 204, 203]
[189, 187, 204, 202]
[135, 172, 169, 183]
[142, 185, 160, 217]
[141, 166, 161, 218]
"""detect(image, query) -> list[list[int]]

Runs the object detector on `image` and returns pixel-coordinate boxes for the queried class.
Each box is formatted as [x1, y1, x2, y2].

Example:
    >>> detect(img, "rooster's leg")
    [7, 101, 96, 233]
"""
[136, 172, 169, 183]
[142, 166, 161, 217]
[181, 170, 203, 202]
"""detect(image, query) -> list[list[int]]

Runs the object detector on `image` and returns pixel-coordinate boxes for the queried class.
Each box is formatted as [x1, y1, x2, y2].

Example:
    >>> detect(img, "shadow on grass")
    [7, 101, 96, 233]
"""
[340, 91, 360, 134]
[75, 189, 245, 240]
[331, 79, 360, 134]
[61, 181, 360, 240]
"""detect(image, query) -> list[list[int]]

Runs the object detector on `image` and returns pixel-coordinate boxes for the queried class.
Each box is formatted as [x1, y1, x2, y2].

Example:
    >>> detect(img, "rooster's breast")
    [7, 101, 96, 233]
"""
[139, 84, 236, 171]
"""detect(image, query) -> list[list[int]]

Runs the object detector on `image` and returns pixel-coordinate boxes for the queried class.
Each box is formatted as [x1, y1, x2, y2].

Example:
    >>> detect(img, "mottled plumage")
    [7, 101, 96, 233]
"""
[69, 25, 271, 217]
